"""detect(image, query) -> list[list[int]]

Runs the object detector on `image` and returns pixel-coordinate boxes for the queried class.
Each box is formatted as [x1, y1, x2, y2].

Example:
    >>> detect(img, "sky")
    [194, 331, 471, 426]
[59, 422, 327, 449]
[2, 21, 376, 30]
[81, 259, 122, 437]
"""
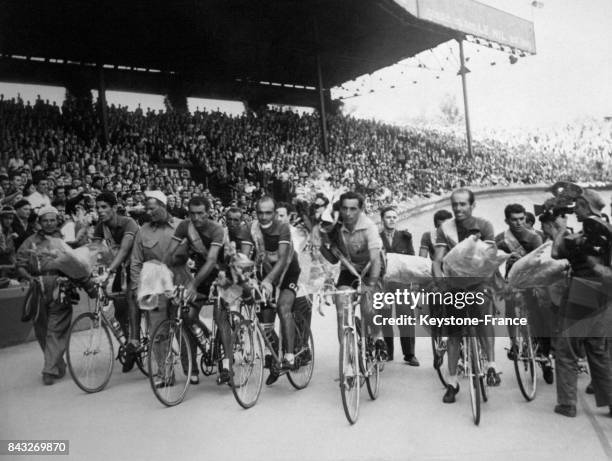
[1, 0, 611, 131]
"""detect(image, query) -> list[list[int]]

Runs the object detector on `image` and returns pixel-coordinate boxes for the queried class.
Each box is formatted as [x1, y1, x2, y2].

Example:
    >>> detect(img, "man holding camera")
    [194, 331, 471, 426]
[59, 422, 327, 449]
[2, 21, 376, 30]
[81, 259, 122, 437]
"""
[551, 188, 612, 417]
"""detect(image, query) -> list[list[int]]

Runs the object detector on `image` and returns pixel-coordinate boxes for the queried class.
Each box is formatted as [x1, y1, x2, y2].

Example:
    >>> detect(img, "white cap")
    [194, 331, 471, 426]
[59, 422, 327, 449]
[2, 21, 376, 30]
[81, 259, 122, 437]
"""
[144, 190, 167, 206]
[37, 206, 59, 218]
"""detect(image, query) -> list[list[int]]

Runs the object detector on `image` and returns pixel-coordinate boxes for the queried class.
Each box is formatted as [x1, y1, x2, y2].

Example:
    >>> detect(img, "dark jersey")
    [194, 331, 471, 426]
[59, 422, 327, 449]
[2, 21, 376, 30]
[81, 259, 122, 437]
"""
[173, 218, 225, 271]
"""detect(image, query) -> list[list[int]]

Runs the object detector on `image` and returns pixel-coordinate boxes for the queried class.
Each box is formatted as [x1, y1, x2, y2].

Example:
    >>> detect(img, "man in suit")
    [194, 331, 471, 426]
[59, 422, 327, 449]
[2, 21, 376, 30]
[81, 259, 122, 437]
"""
[380, 206, 419, 366]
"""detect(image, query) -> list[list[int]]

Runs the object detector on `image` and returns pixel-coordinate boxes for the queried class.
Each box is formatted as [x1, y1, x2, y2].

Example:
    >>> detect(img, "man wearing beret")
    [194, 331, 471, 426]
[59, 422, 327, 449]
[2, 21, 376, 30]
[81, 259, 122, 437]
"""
[15, 207, 84, 385]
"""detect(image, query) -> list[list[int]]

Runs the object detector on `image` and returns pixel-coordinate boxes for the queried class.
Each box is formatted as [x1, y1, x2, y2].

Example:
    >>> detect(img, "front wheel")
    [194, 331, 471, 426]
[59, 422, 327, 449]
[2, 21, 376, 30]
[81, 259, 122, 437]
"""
[67, 312, 115, 393]
[148, 320, 192, 407]
[514, 326, 536, 401]
[340, 327, 360, 424]
[466, 337, 481, 426]
[230, 320, 264, 409]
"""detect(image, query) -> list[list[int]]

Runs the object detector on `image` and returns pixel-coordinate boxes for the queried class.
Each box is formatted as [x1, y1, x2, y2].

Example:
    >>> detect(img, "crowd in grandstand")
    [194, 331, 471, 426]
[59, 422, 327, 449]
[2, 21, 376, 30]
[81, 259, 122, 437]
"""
[1, 94, 611, 239]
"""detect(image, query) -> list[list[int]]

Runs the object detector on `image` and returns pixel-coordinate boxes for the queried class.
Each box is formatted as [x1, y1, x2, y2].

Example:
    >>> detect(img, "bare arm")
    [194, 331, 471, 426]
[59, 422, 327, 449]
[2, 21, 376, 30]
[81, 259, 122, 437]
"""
[108, 234, 135, 273]
[193, 245, 221, 288]
[263, 242, 291, 285]
[366, 248, 382, 286]
[432, 246, 447, 279]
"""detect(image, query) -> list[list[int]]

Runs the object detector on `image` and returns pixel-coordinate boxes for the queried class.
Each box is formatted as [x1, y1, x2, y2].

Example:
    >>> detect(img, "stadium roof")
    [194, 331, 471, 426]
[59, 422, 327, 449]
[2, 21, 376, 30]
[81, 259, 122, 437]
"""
[0, 0, 534, 106]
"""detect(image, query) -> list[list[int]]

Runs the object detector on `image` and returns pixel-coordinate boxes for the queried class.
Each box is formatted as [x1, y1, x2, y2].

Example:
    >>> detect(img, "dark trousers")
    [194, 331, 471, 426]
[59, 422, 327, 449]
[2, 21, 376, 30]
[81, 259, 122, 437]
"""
[383, 303, 415, 359]
[555, 302, 612, 408]
[33, 277, 72, 376]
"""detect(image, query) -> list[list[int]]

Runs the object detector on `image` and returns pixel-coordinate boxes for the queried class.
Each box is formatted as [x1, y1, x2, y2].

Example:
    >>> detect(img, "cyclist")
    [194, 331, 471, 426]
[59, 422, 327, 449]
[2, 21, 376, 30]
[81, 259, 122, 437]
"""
[249, 196, 301, 385]
[165, 196, 231, 385]
[276, 202, 312, 365]
[225, 207, 254, 257]
[494, 203, 552, 384]
[432, 188, 499, 404]
[318, 191, 387, 359]
[93, 191, 139, 373]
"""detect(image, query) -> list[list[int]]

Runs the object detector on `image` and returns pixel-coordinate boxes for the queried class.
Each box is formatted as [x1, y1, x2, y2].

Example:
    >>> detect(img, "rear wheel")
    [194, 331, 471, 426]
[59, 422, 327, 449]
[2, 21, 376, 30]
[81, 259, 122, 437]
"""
[230, 320, 264, 409]
[340, 327, 360, 424]
[67, 312, 114, 393]
[514, 325, 537, 401]
[148, 320, 192, 407]
[466, 337, 481, 426]
[365, 340, 381, 400]
[288, 314, 315, 390]
[135, 311, 151, 377]
[431, 331, 448, 388]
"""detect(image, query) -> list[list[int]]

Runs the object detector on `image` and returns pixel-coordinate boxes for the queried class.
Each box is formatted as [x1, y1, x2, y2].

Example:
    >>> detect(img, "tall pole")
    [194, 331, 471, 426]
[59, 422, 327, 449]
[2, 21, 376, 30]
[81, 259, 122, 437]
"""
[457, 39, 473, 157]
[314, 19, 329, 156]
[97, 64, 109, 147]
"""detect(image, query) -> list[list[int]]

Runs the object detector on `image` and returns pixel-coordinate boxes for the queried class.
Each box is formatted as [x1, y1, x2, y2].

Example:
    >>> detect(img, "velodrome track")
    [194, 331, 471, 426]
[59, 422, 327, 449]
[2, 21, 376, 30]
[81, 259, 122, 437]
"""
[2, 189, 612, 461]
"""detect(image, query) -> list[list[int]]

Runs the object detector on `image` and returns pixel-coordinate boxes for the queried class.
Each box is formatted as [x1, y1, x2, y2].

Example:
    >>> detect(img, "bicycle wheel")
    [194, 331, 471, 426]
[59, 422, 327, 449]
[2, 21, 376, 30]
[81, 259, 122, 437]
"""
[230, 320, 264, 409]
[431, 332, 448, 388]
[135, 311, 151, 377]
[67, 312, 115, 393]
[476, 340, 488, 403]
[148, 320, 192, 407]
[288, 314, 315, 390]
[365, 338, 381, 400]
[340, 327, 360, 424]
[514, 325, 536, 401]
[466, 337, 481, 426]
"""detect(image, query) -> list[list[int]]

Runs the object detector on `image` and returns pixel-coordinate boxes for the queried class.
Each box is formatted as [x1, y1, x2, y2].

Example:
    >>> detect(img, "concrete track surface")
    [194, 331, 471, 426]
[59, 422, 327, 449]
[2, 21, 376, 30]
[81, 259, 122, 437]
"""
[2, 190, 612, 461]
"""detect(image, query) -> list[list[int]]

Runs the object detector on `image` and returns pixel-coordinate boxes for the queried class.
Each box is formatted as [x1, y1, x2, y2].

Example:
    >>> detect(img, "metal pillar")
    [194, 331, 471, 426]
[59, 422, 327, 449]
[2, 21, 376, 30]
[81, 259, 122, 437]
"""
[97, 64, 109, 147]
[314, 20, 329, 156]
[457, 39, 473, 158]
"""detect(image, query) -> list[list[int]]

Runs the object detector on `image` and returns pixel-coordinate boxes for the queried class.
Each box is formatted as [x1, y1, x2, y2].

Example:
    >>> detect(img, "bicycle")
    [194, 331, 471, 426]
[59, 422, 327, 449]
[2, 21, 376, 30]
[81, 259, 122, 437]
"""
[459, 325, 489, 426]
[505, 287, 556, 402]
[246, 277, 315, 394]
[316, 252, 383, 425]
[147, 274, 266, 408]
[66, 273, 150, 393]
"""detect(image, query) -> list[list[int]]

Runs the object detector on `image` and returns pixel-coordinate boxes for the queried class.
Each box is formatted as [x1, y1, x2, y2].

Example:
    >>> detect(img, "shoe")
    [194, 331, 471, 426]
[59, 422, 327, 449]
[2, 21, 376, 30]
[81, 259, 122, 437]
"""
[443, 384, 459, 403]
[404, 355, 420, 367]
[56, 361, 67, 379]
[507, 343, 518, 361]
[486, 367, 501, 386]
[154, 373, 175, 388]
[554, 404, 577, 417]
[586, 382, 594, 394]
[190, 374, 200, 385]
[542, 364, 554, 385]
[299, 349, 312, 365]
[281, 358, 297, 371]
[266, 370, 280, 386]
[42, 373, 55, 386]
[216, 369, 230, 385]
[375, 339, 388, 362]
[122, 343, 138, 373]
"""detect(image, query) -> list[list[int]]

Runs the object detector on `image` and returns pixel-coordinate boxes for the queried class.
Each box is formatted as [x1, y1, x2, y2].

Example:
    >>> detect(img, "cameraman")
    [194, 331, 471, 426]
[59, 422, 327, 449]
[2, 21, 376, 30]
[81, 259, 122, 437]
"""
[551, 188, 612, 417]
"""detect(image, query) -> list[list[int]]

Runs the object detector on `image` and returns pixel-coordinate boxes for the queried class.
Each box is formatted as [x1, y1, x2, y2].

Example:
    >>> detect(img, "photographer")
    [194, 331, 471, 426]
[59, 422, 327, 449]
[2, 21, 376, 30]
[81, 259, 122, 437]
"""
[551, 188, 612, 417]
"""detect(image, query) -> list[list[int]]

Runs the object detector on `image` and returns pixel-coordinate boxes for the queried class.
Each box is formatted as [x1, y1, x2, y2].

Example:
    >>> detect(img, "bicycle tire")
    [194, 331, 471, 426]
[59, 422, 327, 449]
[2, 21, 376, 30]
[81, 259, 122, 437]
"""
[467, 337, 481, 426]
[230, 320, 264, 409]
[288, 314, 315, 390]
[148, 320, 192, 407]
[514, 325, 537, 401]
[431, 333, 448, 388]
[340, 327, 360, 424]
[476, 339, 488, 403]
[365, 345, 381, 400]
[135, 311, 151, 377]
[67, 312, 114, 393]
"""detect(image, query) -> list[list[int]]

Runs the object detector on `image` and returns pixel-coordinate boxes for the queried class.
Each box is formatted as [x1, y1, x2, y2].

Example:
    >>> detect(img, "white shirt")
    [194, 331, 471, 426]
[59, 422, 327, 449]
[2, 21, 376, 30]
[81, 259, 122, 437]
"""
[27, 191, 51, 211]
